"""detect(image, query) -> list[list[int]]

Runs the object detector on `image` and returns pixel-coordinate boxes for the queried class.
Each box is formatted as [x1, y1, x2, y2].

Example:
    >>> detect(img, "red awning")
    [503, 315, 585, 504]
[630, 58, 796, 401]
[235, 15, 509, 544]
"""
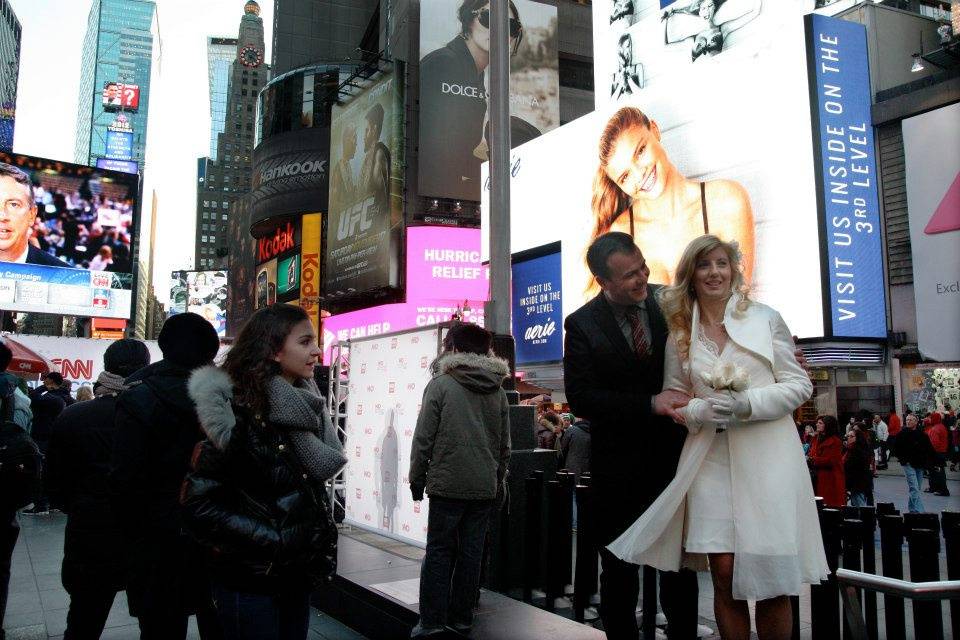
[1, 336, 53, 375]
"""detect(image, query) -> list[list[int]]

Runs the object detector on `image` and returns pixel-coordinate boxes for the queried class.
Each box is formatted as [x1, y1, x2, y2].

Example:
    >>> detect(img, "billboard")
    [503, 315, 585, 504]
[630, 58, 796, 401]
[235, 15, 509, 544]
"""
[105, 130, 134, 161]
[300, 213, 322, 335]
[418, 0, 560, 201]
[0, 103, 14, 153]
[169, 270, 228, 337]
[95, 158, 139, 174]
[482, 6, 885, 341]
[7, 335, 163, 387]
[226, 196, 257, 336]
[278, 254, 300, 296]
[102, 82, 140, 111]
[405, 226, 489, 302]
[903, 102, 960, 362]
[0, 151, 139, 318]
[325, 70, 405, 306]
[512, 249, 563, 364]
[256, 258, 277, 309]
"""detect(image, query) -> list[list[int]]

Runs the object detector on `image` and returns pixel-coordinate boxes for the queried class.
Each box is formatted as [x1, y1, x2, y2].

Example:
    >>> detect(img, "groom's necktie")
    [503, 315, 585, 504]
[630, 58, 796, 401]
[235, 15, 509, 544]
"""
[625, 307, 649, 359]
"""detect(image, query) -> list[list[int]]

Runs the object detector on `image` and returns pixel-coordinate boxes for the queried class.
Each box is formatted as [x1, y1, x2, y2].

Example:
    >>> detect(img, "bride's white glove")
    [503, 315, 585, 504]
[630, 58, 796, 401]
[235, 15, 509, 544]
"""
[711, 391, 751, 420]
[682, 398, 728, 434]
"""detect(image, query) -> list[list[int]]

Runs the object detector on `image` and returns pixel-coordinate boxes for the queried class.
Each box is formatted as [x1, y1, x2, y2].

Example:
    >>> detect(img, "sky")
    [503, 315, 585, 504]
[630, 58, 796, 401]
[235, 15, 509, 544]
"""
[9, 0, 275, 304]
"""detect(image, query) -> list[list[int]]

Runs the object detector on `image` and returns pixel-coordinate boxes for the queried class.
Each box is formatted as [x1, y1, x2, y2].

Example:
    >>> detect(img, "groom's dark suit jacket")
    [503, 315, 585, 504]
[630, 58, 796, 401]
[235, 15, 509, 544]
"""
[563, 287, 687, 538]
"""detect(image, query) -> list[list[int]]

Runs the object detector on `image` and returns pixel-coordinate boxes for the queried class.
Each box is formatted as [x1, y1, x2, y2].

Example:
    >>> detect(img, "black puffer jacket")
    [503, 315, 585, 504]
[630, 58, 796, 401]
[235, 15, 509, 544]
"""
[180, 366, 338, 595]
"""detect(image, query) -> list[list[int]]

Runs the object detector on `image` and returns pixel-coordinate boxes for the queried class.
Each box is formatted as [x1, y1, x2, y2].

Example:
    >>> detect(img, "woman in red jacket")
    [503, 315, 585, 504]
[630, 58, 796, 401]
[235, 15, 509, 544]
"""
[807, 415, 846, 507]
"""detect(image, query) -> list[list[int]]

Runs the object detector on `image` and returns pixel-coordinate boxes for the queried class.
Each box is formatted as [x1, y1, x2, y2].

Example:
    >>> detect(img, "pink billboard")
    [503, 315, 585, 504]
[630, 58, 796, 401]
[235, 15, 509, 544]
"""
[405, 227, 489, 302]
[323, 299, 485, 364]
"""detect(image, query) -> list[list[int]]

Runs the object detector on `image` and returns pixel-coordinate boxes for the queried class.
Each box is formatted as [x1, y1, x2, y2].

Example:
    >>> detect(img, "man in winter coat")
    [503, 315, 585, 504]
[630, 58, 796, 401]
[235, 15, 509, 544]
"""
[25, 372, 72, 514]
[893, 414, 937, 513]
[923, 412, 950, 497]
[46, 339, 151, 640]
[409, 323, 511, 637]
[110, 313, 222, 640]
[559, 417, 591, 481]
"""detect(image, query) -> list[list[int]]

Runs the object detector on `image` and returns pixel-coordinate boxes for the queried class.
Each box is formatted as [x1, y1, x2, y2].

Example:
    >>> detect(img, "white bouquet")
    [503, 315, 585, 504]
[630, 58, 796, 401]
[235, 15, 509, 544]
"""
[701, 362, 750, 432]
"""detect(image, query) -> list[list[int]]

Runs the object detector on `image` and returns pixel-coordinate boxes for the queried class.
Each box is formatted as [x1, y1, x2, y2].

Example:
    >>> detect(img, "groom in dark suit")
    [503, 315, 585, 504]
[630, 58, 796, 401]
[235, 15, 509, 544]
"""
[564, 232, 698, 639]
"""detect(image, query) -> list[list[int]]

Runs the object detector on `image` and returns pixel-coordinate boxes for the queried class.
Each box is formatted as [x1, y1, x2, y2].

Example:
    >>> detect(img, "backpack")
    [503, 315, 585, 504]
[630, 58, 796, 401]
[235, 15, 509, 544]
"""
[0, 385, 43, 511]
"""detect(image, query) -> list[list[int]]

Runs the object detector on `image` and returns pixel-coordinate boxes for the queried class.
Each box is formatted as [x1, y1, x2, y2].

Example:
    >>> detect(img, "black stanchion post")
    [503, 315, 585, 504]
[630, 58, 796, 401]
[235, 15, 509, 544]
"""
[942, 511, 960, 640]
[877, 514, 906, 640]
[573, 484, 597, 623]
[791, 595, 801, 640]
[557, 471, 576, 591]
[857, 507, 878, 640]
[841, 518, 863, 640]
[903, 511, 940, 536]
[522, 474, 543, 603]
[544, 479, 563, 612]
[811, 508, 843, 640]
[641, 566, 657, 640]
[875, 502, 897, 517]
[906, 527, 944, 640]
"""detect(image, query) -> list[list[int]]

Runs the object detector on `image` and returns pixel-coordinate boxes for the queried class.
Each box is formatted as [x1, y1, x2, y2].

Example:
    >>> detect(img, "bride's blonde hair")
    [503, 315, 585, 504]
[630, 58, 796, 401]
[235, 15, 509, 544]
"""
[656, 234, 751, 361]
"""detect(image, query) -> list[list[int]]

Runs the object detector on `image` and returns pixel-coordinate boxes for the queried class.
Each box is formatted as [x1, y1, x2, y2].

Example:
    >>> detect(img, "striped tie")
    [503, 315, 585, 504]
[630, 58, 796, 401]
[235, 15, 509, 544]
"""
[626, 307, 649, 358]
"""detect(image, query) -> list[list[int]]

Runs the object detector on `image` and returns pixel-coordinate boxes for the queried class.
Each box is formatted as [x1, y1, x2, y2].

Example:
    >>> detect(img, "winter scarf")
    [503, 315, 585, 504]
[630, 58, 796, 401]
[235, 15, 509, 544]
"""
[93, 371, 127, 397]
[266, 376, 347, 483]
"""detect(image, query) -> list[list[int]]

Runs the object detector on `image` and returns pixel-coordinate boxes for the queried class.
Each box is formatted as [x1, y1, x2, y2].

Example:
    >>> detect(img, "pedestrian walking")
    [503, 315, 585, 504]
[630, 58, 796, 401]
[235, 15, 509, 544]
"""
[893, 413, 937, 513]
[409, 323, 511, 637]
[181, 304, 345, 640]
[559, 417, 591, 481]
[46, 339, 151, 640]
[843, 428, 873, 507]
[25, 372, 71, 515]
[873, 414, 889, 469]
[924, 412, 950, 496]
[110, 313, 223, 640]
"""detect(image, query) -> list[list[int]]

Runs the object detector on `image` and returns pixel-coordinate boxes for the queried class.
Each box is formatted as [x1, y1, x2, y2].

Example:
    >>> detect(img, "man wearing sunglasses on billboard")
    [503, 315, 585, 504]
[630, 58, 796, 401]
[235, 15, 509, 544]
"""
[0, 162, 71, 268]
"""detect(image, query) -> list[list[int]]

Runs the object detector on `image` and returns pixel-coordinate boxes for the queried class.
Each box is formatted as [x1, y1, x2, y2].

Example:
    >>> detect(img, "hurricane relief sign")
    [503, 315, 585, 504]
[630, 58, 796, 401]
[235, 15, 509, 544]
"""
[511, 251, 562, 364]
[806, 14, 886, 339]
[406, 226, 489, 301]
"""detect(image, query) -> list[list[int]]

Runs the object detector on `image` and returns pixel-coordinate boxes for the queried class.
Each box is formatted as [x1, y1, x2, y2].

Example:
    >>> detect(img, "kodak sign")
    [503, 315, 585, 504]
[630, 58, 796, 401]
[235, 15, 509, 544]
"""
[257, 222, 296, 262]
[300, 213, 322, 335]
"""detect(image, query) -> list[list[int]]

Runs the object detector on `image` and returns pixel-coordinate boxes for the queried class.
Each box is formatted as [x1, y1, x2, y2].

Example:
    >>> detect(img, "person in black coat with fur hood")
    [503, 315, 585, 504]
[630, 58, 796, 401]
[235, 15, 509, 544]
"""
[181, 304, 346, 640]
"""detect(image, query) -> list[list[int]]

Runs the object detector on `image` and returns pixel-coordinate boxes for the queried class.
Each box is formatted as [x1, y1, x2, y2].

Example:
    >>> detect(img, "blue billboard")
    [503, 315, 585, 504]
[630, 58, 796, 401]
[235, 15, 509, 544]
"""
[511, 251, 563, 364]
[105, 129, 134, 160]
[0, 118, 13, 153]
[806, 14, 886, 339]
[96, 158, 139, 174]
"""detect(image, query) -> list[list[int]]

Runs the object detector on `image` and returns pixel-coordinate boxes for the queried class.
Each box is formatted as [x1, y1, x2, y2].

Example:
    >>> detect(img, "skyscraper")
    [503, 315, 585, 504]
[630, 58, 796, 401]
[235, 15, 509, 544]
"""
[0, 0, 22, 152]
[208, 36, 238, 161]
[195, 0, 269, 271]
[74, 0, 156, 170]
[271, 0, 379, 77]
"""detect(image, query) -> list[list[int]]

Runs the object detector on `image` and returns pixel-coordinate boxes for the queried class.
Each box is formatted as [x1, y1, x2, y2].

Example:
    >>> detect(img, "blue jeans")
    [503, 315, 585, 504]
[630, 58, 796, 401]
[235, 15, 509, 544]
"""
[849, 492, 868, 507]
[417, 496, 493, 629]
[212, 585, 310, 640]
[902, 464, 925, 513]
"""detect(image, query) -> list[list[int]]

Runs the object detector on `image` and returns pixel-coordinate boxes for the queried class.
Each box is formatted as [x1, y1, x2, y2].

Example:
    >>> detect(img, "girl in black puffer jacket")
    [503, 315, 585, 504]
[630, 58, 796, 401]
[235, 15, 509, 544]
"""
[181, 304, 347, 640]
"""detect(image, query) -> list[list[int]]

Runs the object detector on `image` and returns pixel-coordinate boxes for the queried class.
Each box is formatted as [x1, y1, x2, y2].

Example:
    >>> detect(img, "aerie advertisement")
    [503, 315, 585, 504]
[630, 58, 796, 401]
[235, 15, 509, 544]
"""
[418, 0, 560, 202]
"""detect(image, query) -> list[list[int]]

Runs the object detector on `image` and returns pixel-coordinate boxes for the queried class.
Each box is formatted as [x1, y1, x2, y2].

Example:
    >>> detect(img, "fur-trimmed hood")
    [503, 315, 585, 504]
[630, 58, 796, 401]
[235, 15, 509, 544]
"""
[188, 365, 236, 451]
[430, 351, 510, 394]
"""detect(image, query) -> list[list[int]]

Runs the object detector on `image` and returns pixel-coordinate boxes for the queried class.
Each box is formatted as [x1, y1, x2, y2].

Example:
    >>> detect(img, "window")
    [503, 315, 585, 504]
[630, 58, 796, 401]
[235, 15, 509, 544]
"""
[210, 236, 216, 244]
[202, 200, 209, 207]
[202, 212, 209, 220]
[201, 235, 208, 243]
[222, 214, 228, 221]
[222, 202, 228, 208]
[211, 202, 218, 209]
[202, 224, 209, 231]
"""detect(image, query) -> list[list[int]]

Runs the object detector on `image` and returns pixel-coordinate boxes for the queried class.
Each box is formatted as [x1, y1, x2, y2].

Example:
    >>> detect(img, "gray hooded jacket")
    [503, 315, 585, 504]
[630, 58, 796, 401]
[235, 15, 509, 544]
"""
[409, 352, 511, 500]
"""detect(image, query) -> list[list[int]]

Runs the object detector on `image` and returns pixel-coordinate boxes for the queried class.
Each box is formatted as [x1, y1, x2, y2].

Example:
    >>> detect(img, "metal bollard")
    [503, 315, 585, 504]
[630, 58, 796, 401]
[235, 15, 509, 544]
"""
[942, 511, 960, 640]
[857, 507, 878, 640]
[903, 511, 940, 536]
[906, 527, 944, 640]
[522, 474, 543, 603]
[877, 514, 906, 640]
[544, 480, 565, 611]
[791, 595, 801, 640]
[812, 507, 843, 640]
[875, 502, 897, 516]
[573, 484, 597, 623]
[556, 471, 576, 590]
[641, 566, 657, 640]
[841, 519, 863, 640]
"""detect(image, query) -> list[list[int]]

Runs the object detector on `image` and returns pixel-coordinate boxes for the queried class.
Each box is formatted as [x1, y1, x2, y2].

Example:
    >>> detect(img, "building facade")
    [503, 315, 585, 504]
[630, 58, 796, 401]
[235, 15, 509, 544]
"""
[74, 0, 156, 170]
[271, 0, 379, 77]
[0, 0, 21, 152]
[208, 36, 238, 161]
[195, 1, 270, 271]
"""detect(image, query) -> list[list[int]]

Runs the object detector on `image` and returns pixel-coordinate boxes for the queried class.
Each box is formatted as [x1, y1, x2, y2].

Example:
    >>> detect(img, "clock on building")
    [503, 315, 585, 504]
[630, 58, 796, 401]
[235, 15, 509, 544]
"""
[240, 45, 262, 68]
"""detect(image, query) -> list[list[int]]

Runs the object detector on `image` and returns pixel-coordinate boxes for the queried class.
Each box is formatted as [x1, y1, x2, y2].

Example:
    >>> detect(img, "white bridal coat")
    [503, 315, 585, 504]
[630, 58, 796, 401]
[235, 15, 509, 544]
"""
[607, 296, 830, 601]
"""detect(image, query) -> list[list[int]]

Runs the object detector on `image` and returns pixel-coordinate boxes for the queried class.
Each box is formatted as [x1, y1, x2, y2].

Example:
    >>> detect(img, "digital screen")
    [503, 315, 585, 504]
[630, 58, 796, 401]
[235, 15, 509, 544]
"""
[95, 158, 139, 175]
[105, 130, 134, 161]
[256, 258, 277, 309]
[405, 226, 489, 302]
[277, 254, 300, 296]
[169, 270, 228, 337]
[512, 251, 563, 364]
[0, 151, 139, 319]
[101, 82, 140, 111]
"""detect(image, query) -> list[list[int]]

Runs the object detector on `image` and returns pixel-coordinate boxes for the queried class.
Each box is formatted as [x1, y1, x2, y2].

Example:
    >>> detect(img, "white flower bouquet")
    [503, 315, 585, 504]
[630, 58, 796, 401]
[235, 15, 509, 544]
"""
[701, 362, 750, 432]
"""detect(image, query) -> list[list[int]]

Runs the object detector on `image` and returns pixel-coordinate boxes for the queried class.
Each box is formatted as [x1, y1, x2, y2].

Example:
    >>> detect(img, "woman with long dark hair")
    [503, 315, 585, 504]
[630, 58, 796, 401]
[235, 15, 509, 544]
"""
[807, 415, 845, 508]
[587, 106, 755, 293]
[181, 304, 346, 640]
[843, 427, 873, 507]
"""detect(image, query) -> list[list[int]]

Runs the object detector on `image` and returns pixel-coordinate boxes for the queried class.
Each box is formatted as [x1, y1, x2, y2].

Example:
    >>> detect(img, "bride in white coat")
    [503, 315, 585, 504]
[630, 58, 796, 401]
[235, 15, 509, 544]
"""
[607, 235, 829, 640]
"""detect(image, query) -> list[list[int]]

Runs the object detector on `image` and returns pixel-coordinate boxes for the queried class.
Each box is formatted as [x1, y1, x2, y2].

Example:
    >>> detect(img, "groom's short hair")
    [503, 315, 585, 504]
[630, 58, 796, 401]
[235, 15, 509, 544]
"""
[587, 231, 639, 280]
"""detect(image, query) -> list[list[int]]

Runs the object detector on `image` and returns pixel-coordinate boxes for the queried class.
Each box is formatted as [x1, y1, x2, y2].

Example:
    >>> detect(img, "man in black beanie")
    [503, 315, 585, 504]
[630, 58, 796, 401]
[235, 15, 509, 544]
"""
[47, 338, 151, 640]
[110, 313, 222, 640]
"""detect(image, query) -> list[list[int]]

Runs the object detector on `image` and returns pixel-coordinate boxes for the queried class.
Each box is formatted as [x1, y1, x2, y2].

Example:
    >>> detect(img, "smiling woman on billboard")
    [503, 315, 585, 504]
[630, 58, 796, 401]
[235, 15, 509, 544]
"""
[588, 106, 755, 290]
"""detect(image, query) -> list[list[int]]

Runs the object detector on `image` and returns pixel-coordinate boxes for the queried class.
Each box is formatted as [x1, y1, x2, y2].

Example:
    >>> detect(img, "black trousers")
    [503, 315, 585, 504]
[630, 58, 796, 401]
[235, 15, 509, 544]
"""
[593, 477, 699, 640]
[929, 453, 950, 495]
[64, 588, 118, 640]
[0, 509, 20, 640]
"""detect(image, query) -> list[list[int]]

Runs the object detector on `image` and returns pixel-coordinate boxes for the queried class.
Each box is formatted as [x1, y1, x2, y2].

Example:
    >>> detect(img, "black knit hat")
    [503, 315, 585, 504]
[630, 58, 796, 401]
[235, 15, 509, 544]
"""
[103, 338, 151, 378]
[158, 313, 220, 369]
